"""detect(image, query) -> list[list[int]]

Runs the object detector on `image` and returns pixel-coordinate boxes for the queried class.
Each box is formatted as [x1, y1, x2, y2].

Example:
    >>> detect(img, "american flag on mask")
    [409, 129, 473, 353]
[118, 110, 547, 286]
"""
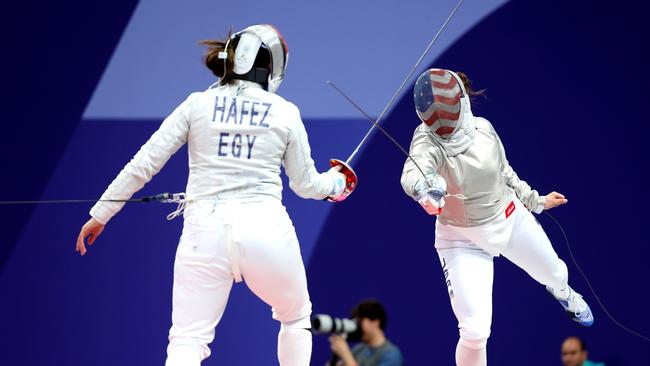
[414, 69, 462, 138]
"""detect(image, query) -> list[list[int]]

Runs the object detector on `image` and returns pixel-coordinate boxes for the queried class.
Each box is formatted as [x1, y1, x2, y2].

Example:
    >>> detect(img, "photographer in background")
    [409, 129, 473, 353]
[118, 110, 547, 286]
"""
[329, 300, 403, 366]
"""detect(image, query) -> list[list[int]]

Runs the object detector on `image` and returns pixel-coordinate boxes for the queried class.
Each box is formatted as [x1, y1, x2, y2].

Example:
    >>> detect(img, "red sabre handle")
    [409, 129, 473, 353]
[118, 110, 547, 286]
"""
[327, 159, 358, 202]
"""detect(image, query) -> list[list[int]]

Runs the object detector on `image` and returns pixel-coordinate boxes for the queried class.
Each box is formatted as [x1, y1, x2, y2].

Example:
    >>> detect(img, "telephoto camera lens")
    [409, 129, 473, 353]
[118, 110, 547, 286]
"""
[311, 314, 362, 341]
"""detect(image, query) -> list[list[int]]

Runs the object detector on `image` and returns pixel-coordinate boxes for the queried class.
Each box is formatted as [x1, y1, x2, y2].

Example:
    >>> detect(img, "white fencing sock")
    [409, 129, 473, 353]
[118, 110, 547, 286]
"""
[456, 338, 487, 366]
[165, 344, 202, 366]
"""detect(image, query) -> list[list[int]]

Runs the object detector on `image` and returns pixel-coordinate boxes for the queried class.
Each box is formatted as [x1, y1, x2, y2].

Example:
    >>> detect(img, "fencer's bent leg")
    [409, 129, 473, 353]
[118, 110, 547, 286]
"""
[235, 201, 313, 366]
[166, 214, 234, 366]
[501, 209, 569, 296]
[437, 247, 493, 366]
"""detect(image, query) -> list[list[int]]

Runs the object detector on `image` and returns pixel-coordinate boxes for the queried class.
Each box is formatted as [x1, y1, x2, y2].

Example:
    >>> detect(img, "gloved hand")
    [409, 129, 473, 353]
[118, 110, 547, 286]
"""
[414, 174, 446, 215]
[327, 166, 347, 198]
[326, 159, 358, 202]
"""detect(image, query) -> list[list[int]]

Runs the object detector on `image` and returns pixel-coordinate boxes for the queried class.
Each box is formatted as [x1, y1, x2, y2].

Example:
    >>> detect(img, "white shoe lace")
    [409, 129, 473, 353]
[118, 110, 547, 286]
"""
[567, 292, 587, 316]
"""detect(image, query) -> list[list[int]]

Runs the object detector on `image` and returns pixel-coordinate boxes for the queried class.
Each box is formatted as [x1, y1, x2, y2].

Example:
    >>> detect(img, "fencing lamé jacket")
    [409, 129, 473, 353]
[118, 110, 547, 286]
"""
[401, 117, 545, 227]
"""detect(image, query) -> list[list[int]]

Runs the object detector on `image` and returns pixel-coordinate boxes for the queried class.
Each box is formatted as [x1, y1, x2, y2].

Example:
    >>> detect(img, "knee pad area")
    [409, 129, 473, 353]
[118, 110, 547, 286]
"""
[458, 319, 491, 346]
[281, 316, 311, 331]
[459, 336, 488, 350]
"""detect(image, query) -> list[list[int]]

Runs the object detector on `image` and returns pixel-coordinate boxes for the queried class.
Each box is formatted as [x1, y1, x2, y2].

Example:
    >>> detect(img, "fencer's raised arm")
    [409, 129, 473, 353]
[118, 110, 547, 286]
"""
[401, 124, 444, 199]
[282, 104, 340, 200]
[493, 127, 545, 214]
[89, 94, 195, 224]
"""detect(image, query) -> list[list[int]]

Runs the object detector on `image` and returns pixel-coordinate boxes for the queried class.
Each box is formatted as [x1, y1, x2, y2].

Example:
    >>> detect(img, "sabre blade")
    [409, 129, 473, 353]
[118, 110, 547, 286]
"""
[327, 81, 431, 186]
[344, 0, 465, 165]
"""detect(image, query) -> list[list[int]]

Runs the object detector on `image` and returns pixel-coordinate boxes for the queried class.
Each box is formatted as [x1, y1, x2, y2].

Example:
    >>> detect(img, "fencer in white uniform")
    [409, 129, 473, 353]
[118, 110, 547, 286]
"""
[75, 25, 356, 366]
[400, 69, 593, 366]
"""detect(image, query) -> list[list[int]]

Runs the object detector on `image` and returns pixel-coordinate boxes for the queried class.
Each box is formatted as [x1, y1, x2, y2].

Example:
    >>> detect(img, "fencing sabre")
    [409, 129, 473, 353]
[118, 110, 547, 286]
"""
[327, 0, 464, 197]
[327, 81, 430, 183]
[343, 0, 465, 166]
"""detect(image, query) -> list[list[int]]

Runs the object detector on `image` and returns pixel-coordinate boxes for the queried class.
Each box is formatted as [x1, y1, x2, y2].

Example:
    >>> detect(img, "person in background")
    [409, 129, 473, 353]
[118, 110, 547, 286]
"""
[561, 336, 605, 366]
[329, 300, 403, 366]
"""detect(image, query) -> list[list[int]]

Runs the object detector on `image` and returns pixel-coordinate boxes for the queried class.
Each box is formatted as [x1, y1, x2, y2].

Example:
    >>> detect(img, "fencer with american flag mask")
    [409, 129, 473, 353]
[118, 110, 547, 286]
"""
[75, 24, 357, 366]
[401, 69, 593, 366]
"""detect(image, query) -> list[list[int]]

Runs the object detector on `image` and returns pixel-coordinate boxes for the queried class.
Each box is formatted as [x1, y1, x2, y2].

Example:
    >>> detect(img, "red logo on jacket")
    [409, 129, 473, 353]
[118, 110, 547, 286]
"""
[505, 201, 516, 219]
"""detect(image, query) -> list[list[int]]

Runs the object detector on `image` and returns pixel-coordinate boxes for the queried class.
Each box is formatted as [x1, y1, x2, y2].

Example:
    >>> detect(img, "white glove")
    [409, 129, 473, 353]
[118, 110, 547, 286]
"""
[327, 167, 347, 198]
[418, 194, 444, 215]
[414, 174, 446, 215]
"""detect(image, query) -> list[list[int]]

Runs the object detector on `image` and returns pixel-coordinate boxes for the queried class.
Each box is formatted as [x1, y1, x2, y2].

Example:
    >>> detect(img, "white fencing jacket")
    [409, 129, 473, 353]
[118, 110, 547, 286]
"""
[90, 80, 337, 224]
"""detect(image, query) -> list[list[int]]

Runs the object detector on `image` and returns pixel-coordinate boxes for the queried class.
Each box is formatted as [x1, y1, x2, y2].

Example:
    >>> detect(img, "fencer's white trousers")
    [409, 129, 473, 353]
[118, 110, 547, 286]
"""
[165, 199, 312, 366]
[435, 197, 568, 366]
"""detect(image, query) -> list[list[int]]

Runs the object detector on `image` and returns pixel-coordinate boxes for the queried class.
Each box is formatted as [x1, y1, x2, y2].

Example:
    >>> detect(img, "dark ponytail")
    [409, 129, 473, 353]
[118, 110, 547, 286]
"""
[199, 29, 238, 86]
[456, 71, 486, 98]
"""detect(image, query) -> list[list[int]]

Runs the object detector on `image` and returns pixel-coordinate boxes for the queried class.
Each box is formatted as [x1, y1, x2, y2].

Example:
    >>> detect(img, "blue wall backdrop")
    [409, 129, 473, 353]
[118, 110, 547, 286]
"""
[1, 0, 649, 365]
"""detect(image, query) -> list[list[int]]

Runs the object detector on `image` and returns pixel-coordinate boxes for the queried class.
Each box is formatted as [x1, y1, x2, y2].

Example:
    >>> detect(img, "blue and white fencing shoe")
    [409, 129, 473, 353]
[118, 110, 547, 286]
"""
[547, 286, 594, 327]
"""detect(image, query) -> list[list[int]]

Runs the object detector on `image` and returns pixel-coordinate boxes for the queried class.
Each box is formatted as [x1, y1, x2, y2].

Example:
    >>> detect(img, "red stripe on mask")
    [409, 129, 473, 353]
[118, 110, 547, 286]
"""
[432, 76, 458, 90]
[424, 109, 461, 126]
[434, 92, 461, 106]
[434, 126, 456, 136]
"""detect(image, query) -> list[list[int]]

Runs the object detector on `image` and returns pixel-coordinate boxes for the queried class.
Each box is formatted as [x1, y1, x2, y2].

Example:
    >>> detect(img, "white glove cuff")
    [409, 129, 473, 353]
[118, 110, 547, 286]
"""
[533, 196, 546, 214]
[414, 174, 447, 200]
